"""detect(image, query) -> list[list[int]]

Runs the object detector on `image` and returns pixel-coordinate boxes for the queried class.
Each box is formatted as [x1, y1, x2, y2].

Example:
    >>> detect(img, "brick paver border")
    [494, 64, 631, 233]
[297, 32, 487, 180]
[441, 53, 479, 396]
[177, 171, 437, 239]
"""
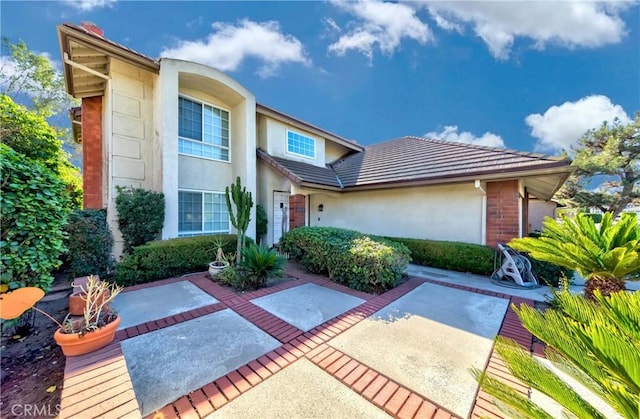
[59, 265, 537, 419]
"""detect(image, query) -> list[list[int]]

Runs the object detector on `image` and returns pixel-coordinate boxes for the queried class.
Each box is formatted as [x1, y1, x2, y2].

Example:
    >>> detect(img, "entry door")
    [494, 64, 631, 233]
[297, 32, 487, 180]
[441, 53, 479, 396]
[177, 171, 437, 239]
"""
[273, 191, 290, 244]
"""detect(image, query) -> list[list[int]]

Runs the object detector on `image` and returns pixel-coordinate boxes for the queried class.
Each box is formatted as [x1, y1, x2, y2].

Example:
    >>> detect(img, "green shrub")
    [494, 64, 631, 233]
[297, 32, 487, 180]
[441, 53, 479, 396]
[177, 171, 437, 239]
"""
[64, 209, 115, 279]
[583, 212, 603, 223]
[240, 244, 285, 289]
[115, 234, 252, 286]
[387, 237, 495, 276]
[280, 227, 411, 293]
[0, 144, 72, 292]
[256, 204, 268, 245]
[115, 187, 165, 254]
[527, 255, 573, 287]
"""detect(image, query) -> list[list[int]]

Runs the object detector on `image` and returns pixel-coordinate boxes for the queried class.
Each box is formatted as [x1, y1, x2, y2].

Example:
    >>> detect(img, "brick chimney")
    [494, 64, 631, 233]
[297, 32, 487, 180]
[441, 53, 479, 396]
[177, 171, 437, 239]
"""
[80, 21, 104, 37]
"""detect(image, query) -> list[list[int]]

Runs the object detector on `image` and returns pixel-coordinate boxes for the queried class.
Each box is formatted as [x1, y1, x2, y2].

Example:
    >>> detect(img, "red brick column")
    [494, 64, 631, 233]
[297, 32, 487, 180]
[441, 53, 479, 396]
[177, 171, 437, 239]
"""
[82, 96, 103, 209]
[486, 180, 520, 248]
[289, 195, 306, 230]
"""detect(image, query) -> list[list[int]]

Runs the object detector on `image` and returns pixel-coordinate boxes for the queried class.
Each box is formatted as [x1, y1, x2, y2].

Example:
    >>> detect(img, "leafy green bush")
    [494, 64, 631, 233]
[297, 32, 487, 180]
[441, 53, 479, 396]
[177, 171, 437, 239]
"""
[64, 209, 115, 279]
[527, 255, 573, 287]
[280, 227, 411, 293]
[583, 212, 603, 223]
[387, 237, 495, 276]
[240, 244, 285, 289]
[115, 187, 165, 254]
[0, 144, 72, 291]
[115, 235, 252, 286]
[256, 204, 268, 244]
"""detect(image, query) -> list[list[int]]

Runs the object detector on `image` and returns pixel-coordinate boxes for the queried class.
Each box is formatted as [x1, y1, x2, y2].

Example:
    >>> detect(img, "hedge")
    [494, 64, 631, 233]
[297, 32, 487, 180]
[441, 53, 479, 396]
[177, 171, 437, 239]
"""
[385, 237, 496, 276]
[64, 209, 115, 279]
[280, 227, 411, 293]
[115, 234, 252, 286]
[389, 236, 571, 285]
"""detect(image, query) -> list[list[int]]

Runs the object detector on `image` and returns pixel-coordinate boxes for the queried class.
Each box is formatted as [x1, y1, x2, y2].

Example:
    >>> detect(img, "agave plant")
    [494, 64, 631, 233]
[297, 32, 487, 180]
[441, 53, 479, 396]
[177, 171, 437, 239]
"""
[474, 289, 640, 418]
[509, 212, 640, 297]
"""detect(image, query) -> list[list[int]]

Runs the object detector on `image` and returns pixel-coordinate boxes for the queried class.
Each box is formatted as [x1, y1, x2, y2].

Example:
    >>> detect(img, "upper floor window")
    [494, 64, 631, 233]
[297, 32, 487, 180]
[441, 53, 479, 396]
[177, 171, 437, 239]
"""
[178, 96, 230, 162]
[286, 130, 315, 159]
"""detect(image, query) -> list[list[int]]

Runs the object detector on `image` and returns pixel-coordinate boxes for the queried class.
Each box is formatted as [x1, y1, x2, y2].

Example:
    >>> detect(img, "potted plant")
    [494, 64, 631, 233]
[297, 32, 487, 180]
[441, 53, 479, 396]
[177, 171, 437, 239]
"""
[0, 275, 123, 357]
[208, 237, 230, 278]
[68, 275, 110, 316]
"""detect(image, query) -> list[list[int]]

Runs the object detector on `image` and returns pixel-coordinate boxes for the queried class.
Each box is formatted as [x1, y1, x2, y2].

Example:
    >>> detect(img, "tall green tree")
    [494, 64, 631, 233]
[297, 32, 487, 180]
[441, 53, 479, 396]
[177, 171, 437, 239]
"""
[0, 95, 82, 207]
[510, 212, 640, 297]
[474, 289, 640, 419]
[1, 38, 75, 118]
[558, 113, 640, 217]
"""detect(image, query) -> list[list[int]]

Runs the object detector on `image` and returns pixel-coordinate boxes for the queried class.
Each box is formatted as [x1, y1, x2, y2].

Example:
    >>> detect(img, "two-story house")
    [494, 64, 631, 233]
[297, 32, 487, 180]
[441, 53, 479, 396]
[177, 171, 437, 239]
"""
[59, 22, 574, 257]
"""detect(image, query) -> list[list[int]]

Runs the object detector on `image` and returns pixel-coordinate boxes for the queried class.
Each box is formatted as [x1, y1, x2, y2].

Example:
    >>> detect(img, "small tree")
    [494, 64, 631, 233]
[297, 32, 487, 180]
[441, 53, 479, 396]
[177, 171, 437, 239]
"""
[509, 212, 639, 297]
[115, 187, 165, 254]
[225, 177, 253, 265]
[557, 113, 639, 217]
[1, 38, 76, 118]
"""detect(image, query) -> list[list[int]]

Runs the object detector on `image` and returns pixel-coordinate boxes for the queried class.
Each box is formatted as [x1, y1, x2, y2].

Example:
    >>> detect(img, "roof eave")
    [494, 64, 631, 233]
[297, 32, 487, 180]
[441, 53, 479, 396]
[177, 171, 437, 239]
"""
[342, 163, 575, 193]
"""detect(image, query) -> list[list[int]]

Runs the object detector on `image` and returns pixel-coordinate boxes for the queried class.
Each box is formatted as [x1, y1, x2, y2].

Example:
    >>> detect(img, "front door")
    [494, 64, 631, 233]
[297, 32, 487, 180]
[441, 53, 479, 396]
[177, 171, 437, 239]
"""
[273, 191, 290, 244]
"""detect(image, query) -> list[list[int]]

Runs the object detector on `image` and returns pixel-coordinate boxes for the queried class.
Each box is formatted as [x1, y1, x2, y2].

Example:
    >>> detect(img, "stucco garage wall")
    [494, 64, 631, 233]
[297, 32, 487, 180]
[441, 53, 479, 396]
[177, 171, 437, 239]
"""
[309, 183, 484, 244]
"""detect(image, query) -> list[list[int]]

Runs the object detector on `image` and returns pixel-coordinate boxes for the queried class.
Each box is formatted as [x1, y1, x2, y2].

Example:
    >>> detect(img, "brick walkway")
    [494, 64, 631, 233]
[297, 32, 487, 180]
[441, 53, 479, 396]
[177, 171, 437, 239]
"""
[59, 265, 537, 419]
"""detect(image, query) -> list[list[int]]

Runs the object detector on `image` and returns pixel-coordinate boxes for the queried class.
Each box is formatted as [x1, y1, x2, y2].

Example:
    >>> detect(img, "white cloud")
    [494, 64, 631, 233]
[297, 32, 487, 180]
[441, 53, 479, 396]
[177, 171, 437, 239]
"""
[62, 0, 116, 11]
[160, 19, 310, 78]
[423, 1, 635, 59]
[425, 125, 506, 148]
[525, 95, 631, 153]
[328, 0, 432, 62]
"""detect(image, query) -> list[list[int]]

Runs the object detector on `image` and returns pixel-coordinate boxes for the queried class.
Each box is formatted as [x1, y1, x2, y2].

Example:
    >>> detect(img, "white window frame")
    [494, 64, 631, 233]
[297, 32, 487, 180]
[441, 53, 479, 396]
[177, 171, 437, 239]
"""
[285, 129, 316, 159]
[178, 94, 231, 163]
[178, 189, 230, 236]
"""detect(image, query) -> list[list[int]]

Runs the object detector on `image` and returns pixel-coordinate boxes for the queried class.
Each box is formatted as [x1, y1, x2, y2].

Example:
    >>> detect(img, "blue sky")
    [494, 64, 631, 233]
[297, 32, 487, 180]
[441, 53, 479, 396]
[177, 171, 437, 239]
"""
[2, 0, 639, 154]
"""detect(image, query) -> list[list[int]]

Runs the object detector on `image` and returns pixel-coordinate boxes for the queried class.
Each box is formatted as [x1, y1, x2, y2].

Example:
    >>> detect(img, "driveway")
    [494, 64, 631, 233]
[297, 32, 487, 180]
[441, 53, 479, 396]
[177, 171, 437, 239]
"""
[58, 264, 538, 418]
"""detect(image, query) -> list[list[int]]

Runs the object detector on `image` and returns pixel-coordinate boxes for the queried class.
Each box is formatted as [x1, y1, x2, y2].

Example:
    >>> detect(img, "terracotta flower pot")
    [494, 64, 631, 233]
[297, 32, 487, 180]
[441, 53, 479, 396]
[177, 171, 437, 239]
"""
[68, 290, 110, 316]
[54, 316, 120, 357]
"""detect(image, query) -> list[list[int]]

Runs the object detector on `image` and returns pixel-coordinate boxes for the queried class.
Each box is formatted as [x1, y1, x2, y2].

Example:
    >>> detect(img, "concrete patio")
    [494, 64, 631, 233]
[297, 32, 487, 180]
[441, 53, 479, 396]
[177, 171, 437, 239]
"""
[58, 263, 543, 419]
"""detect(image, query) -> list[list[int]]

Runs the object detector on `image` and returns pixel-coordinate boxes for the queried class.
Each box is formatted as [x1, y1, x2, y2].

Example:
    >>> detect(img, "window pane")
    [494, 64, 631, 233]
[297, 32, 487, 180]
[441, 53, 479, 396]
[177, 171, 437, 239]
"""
[178, 98, 202, 141]
[179, 98, 230, 162]
[178, 191, 202, 232]
[287, 131, 315, 158]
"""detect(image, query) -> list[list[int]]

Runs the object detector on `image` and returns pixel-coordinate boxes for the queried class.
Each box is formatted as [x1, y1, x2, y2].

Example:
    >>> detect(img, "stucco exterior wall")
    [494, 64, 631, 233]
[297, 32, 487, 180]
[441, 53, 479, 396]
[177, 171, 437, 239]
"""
[308, 184, 485, 244]
[259, 116, 327, 167]
[528, 200, 557, 232]
[325, 140, 353, 163]
[157, 59, 256, 240]
[257, 160, 293, 246]
[106, 59, 157, 256]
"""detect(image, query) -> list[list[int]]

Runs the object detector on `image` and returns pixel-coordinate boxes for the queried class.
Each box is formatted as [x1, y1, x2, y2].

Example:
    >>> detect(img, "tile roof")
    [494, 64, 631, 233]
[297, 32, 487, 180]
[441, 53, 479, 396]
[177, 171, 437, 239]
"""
[257, 149, 342, 189]
[331, 136, 572, 188]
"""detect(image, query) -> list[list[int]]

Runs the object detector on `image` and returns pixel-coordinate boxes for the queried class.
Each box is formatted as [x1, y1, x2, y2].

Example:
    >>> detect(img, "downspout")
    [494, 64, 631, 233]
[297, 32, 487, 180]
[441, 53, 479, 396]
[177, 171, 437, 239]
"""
[475, 180, 487, 245]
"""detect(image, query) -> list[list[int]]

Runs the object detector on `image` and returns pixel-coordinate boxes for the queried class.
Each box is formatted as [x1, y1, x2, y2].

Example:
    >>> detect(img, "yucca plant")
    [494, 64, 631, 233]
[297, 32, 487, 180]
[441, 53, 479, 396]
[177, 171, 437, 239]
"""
[474, 289, 640, 418]
[240, 244, 285, 289]
[509, 212, 640, 297]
